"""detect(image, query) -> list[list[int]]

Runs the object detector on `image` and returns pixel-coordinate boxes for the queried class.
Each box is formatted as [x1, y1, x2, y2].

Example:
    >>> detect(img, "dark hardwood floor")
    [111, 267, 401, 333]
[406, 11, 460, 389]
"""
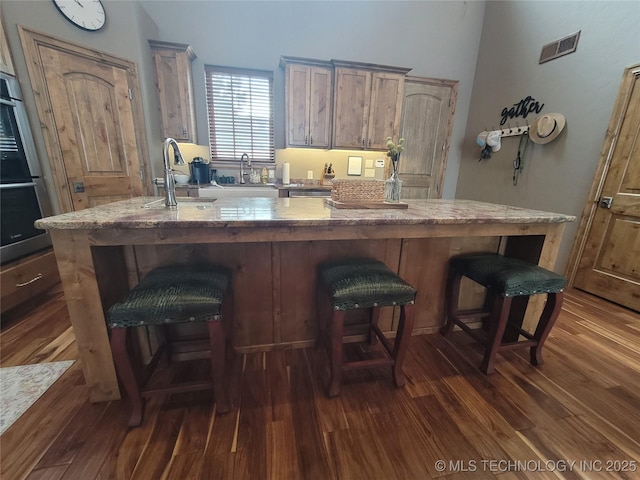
[1, 285, 639, 479]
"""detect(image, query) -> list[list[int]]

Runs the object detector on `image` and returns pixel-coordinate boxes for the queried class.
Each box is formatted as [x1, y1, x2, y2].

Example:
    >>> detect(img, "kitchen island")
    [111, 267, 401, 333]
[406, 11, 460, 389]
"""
[36, 197, 574, 402]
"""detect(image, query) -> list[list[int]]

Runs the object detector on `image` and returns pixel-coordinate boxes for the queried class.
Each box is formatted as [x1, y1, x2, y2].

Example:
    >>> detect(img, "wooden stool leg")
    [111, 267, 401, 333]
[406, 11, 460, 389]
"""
[110, 328, 144, 427]
[530, 292, 563, 366]
[441, 268, 462, 335]
[480, 296, 512, 374]
[315, 283, 328, 349]
[392, 304, 416, 387]
[328, 309, 345, 398]
[221, 294, 236, 362]
[369, 307, 381, 345]
[208, 320, 230, 414]
[481, 289, 497, 333]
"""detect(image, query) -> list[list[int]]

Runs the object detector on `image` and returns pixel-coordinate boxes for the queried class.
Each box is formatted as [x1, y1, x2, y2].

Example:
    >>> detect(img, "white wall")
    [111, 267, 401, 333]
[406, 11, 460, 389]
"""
[456, 1, 639, 273]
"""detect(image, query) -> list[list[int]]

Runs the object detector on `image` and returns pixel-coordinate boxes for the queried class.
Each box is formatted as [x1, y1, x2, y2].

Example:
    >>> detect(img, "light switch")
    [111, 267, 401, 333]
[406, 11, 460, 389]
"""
[365, 159, 374, 168]
[307, 170, 313, 179]
[364, 168, 376, 178]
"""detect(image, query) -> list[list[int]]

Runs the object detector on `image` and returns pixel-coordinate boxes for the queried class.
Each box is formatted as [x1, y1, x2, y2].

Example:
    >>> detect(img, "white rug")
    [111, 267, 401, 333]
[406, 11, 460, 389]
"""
[0, 360, 75, 435]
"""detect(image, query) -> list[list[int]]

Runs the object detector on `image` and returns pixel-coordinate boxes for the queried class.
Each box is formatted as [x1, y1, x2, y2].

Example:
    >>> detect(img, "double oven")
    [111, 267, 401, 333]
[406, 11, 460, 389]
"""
[1, 71, 53, 265]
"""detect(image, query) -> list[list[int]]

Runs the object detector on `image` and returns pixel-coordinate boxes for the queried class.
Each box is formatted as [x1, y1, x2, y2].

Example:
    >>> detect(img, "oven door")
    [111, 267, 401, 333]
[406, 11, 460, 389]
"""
[0, 182, 51, 264]
[1, 74, 52, 264]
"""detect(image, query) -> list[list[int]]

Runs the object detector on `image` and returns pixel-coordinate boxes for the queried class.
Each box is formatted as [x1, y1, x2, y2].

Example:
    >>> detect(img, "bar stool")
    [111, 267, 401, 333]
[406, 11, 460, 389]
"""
[107, 265, 233, 427]
[441, 254, 566, 374]
[316, 258, 417, 397]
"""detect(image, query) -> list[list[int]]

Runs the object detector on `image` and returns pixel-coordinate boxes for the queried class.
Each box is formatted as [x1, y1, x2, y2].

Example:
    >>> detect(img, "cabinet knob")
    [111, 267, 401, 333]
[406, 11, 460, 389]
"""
[310, 136, 313, 145]
[305, 135, 308, 145]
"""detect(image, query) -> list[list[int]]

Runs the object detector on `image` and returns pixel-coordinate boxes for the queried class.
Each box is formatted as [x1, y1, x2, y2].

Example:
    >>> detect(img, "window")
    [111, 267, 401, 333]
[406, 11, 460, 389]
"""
[204, 65, 274, 163]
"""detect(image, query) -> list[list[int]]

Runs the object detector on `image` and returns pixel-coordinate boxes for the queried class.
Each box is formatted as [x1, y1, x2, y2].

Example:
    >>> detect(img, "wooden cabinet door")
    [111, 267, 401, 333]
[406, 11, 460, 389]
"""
[308, 66, 332, 148]
[333, 67, 371, 149]
[0, 17, 15, 75]
[19, 27, 149, 212]
[573, 65, 640, 311]
[150, 41, 196, 143]
[399, 77, 458, 199]
[284, 63, 332, 148]
[286, 64, 312, 146]
[367, 72, 405, 150]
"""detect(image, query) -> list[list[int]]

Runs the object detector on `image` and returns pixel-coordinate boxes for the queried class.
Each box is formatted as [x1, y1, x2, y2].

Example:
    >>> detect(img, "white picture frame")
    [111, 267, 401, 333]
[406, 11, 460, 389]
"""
[347, 156, 363, 176]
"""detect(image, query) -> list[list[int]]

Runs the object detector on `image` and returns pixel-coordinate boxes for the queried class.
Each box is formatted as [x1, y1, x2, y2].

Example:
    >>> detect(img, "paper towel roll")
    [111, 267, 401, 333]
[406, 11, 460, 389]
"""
[282, 162, 290, 185]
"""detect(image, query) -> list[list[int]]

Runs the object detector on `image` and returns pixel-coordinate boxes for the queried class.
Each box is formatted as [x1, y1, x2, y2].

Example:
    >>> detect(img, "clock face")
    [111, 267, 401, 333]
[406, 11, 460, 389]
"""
[53, 0, 106, 32]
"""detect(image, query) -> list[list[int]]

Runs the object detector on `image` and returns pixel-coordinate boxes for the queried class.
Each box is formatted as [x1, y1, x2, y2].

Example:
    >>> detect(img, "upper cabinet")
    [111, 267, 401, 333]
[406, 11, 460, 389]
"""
[281, 57, 411, 150]
[281, 57, 332, 148]
[332, 61, 410, 150]
[1, 17, 16, 75]
[149, 40, 197, 143]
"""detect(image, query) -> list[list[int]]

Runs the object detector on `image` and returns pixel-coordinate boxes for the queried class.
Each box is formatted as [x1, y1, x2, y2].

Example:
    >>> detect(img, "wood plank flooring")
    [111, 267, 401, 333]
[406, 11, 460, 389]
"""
[1, 286, 639, 479]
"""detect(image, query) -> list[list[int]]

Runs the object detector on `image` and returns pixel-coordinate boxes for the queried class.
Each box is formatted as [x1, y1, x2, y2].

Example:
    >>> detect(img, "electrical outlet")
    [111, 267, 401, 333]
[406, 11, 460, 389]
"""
[364, 168, 376, 178]
[365, 159, 374, 168]
[307, 170, 313, 179]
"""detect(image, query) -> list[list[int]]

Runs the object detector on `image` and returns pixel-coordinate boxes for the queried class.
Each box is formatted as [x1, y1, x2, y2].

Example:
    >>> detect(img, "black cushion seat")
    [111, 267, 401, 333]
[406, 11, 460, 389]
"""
[318, 258, 417, 310]
[450, 254, 566, 297]
[108, 265, 232, 328]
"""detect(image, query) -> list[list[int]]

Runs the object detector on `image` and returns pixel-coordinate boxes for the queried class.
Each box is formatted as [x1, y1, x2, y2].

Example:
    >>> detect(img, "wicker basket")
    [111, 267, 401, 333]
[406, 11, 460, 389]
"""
[331, 179, 385, 203]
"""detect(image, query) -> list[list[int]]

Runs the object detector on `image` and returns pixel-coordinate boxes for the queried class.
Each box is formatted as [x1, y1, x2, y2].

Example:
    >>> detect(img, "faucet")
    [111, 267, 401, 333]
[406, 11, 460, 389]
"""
[162, 138, 186, 208]
[239, 153, 251, 184]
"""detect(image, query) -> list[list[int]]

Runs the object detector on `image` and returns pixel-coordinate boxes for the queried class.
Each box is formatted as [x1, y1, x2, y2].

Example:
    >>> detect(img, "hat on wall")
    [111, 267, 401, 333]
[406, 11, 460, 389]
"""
[529, 113, 566, 144]
[486, 130, 502, 152]
[476, 131, 489, 147]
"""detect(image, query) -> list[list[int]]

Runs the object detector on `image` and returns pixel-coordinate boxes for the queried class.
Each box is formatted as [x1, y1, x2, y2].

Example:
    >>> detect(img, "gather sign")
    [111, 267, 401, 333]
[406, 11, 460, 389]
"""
[500, 96, 544, 126]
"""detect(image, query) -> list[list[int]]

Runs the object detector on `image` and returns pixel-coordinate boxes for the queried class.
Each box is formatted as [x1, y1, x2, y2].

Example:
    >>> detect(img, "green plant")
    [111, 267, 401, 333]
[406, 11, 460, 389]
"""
[386, 137, 405, 173]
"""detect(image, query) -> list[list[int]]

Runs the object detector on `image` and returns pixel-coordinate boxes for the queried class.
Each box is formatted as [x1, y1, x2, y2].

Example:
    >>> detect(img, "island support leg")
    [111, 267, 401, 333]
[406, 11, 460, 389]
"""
[50, 230, 121, 402]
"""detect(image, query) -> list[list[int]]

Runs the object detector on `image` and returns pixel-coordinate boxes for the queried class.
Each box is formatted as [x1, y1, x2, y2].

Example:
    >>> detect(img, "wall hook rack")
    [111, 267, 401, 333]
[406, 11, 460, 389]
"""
[497, 124, 530, 138]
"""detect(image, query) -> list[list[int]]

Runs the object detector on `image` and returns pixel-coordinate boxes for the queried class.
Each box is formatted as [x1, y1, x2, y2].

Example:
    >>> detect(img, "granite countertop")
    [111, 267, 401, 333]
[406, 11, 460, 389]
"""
[35, 198, 576, 230]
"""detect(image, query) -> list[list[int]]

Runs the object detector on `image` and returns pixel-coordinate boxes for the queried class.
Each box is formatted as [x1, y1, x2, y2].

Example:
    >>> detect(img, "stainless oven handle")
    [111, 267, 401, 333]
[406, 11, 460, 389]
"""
[0, 182, 38, 189]
[0, 97, 18, 107]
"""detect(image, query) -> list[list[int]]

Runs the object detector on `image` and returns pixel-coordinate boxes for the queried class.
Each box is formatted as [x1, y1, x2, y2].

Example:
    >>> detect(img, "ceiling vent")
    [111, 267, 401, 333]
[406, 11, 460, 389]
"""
[539, 31, 581, 64]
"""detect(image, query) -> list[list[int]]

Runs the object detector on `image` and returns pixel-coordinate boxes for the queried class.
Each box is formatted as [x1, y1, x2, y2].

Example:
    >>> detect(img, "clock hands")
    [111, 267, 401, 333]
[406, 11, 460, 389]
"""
[74, 0, 84, 7]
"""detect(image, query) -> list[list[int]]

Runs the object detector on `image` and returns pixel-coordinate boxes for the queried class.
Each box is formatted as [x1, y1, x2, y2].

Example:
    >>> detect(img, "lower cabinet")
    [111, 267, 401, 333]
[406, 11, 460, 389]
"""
[1, 248, 61, 313]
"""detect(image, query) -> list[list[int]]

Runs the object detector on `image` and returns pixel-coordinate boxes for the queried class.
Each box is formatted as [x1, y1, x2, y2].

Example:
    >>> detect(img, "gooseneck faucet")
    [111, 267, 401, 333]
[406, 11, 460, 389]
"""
[239, 153, 251, 184]
[162, 138, 186, 208]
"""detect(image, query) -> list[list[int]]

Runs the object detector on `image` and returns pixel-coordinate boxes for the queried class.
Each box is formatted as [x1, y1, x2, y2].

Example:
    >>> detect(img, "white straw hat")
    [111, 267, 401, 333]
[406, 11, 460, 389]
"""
[529, 113, 566, 144]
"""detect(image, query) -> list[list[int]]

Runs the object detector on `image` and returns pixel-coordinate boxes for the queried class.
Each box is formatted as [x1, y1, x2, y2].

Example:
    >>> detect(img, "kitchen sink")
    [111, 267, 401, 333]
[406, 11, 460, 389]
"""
[198, 185, 278, 198]
[142, 197, 217, 209]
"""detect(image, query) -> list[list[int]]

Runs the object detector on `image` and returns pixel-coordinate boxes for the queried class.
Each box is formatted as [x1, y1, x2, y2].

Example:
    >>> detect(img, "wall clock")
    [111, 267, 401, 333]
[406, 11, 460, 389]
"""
[52, 0, 106, 32]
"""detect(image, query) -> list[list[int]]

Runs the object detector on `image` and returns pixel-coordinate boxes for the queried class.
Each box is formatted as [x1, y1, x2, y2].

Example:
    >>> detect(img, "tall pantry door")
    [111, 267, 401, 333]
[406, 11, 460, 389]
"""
[399, 77, 457, 199]
[19, 27, 149, 212]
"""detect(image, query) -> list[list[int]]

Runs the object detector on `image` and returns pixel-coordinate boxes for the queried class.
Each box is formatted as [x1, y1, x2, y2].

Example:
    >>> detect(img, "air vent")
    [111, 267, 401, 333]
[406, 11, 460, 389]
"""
[539, 31, 581, 64]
